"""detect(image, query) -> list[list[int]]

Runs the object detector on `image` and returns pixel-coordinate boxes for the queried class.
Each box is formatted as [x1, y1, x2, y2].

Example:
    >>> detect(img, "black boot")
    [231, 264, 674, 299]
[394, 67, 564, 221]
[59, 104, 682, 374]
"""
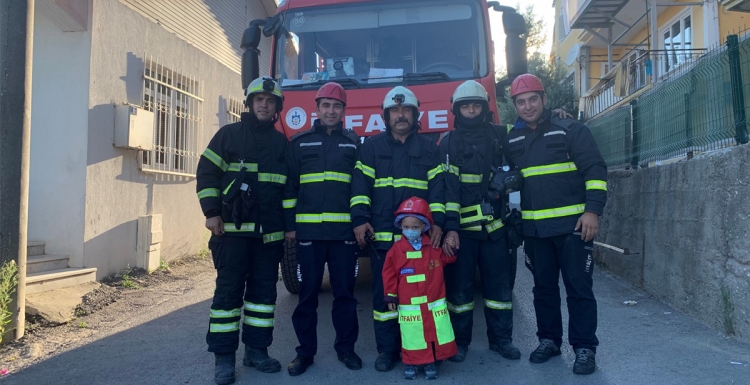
[374, 352, 399, 372]
[243, 347, 281, 373]
[288, 355, 314, 376]
[573, 348, 596, 374]
[448, 345, 468, 362]
[214, 353, 236, 385]
[490, 341, 521, 360]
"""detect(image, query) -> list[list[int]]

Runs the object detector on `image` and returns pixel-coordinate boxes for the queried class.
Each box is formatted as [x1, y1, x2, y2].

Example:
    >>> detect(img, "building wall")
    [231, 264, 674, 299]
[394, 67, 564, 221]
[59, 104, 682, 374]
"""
[28, 4, 93, 267]
[84, 0, 272, 278]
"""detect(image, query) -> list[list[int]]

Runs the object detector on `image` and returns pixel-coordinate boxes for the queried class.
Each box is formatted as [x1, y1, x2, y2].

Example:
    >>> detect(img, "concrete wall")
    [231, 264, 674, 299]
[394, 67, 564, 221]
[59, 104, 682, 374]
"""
[84, 0, 270, 278]
[596, 145, 750, 342]
[28, 4, 92, 267]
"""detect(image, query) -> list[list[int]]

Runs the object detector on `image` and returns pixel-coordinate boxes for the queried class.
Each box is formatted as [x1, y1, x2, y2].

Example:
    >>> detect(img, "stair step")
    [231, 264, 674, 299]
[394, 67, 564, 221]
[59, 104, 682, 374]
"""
[27, 254, 70, 274]
[26, 267, 97, 294]
[27, 241, 46, 257]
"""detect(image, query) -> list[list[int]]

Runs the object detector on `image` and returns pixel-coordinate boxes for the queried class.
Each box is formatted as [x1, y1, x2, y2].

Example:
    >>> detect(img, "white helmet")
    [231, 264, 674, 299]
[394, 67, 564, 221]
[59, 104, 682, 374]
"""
[382, 86, 420, 110]
[451, 80, 489, 105]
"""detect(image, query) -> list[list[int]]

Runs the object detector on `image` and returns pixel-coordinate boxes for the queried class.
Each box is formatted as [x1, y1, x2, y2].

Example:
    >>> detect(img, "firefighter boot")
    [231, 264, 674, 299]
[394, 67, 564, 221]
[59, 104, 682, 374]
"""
[374, 352, 399, 372]
[214, 353, 236, 385]
[243, 347, 281, 373]
[490, 341, 521, 360]
[448, 345, 468, 362]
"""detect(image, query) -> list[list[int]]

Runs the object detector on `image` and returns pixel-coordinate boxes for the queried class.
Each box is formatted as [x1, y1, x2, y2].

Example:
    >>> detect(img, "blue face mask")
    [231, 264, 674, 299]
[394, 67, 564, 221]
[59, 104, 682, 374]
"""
[402, 229, 422, 242]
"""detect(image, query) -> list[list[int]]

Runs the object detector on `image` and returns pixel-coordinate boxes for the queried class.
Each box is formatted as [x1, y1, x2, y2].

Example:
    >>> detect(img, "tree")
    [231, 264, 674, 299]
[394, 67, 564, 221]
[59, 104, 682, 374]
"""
[496, 5, 578, 126]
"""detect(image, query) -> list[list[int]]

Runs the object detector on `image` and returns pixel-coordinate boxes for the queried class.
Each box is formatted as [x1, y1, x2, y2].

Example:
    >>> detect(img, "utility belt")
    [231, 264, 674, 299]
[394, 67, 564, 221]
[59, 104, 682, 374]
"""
[222, 162, 260, 230]
[459, 202, 495, 228]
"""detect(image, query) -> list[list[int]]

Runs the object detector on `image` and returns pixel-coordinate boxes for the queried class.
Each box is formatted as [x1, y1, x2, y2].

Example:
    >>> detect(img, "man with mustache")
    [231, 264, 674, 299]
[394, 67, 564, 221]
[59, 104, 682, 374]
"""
[502, 74, 607, 375]
[196, 77, 288, 385]
[350, 86, 445, 372]
[283, 82, 362, 376]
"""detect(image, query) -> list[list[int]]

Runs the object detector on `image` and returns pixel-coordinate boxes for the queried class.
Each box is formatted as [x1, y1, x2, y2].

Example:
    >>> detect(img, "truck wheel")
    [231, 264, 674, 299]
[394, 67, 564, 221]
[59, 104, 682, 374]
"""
[280, 241, 300, 294]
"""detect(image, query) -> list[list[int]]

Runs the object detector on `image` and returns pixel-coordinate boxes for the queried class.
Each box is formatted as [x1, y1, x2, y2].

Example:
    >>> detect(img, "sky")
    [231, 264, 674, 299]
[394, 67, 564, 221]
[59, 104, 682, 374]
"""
[488, 1, 556, 70]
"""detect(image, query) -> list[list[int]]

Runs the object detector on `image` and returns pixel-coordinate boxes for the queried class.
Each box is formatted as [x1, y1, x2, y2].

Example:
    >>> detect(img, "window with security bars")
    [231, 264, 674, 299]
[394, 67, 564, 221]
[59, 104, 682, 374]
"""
[140, 57, 203, 177]
[227, 97, 244, 124]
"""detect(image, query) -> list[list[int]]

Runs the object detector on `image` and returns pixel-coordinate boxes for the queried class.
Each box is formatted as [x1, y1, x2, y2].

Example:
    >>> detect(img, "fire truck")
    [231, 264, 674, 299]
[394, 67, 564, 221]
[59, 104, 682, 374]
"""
[241, 0, 528, 293]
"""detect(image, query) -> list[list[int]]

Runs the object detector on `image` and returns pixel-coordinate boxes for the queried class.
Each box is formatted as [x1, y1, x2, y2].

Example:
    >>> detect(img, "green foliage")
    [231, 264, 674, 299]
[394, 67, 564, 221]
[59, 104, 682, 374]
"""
[78, 321, 88, 329]
[121, 265, 140, 289]
[0, 260, 19, 336]
[159, 260, 170, 271]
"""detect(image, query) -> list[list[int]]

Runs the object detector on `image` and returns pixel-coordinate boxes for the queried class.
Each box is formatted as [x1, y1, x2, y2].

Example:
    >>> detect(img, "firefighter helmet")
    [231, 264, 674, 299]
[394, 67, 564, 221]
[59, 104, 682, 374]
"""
[245, 76, 284, 112]
[509, 73, 545, 98]
[393, 196, 434, 229]
[451, 80, 490, 105]
[316, 82, 347, 106]
[382, 86, 420, 110]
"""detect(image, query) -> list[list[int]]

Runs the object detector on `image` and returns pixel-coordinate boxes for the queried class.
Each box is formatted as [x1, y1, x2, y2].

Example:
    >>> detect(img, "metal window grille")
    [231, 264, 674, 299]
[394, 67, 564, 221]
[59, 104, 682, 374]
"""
[140, 56, 203, 177]
[227, 97, 244, 124]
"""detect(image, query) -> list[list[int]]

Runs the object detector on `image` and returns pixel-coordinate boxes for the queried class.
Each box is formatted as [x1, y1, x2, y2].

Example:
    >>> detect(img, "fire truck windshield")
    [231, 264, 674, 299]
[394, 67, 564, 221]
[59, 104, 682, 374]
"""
[274, 0, 489, 89]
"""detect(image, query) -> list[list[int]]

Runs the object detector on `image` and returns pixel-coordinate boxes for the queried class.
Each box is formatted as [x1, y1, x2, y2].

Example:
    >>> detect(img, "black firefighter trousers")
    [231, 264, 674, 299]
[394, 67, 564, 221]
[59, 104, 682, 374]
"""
[292, 240, 359, 358]
[524, 233, 599, 352]
[445, 234, 516, 347]
[371, 249, 401, 354]
[206, 235, 282, 354]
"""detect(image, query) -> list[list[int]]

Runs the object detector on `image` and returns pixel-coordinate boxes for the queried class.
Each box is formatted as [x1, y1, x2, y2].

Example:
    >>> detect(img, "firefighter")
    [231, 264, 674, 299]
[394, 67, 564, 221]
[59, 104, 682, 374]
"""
[503, 73, 607, 375]
[439, 80, 522, 363]
[382, 197, 457, 380]
[351, 86, 446, 372]
[284, 82, 362, 376]
[196, 76, 288, 385]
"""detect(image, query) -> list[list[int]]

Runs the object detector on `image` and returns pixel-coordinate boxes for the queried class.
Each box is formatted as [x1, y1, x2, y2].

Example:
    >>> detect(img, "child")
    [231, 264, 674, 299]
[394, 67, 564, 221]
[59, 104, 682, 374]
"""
[382, 197, 458, 380]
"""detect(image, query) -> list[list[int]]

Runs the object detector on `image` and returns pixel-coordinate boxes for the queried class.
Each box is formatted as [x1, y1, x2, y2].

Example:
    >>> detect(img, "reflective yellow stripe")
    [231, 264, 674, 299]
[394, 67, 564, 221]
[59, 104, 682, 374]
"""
[586, 180, 607, 191]
[227, 162, 259, 172]
[448, 301, 474, 313]
[374, 232, 394, 242]
[210, 308, 242, 318]
[258, 173, 287, 184]
[459, 204, 492, 225]
[444, 164, 459, 176]
[387, 293, 398, 297]
[406, 274, 426, 283]
[374, 310, 398, 321]
[222, 179, 235, 195]
[224, 223, 256, 232]
[460, 174, 483, 184]
[522, 204, 586, 220]
[398, 304, 421, 312]
[263, 232, 284, 243]
[446, 202, 460, 212]
[428, 298, 447, 310]
[300, 171, 351, 184]
[484, 299, 512, 310]
[411, 296, 428, 305]
[198, 188, 220, 199]
[406, 251, 422, 259]
[202, 148, 229, 171]
[427, 165, 443, 180]
[244, 302, 275, 313]
[374, 177, 428, 190]
[296, 213, 351, 223]
[244, 317, 274, 327]
[350, 195, 371, 207]
[283, 199, 297, 209]
[521, 162, 577, 177]
[429, 203, 446, 214]
[209, 322, 240, 333]
[355, 161, 375, 179]
[485, 218, 505, 233]
[461, 225, 483, 231]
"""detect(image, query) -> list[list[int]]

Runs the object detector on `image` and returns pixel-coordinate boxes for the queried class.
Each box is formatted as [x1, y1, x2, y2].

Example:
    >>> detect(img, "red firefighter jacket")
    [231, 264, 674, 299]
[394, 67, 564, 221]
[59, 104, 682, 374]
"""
[382, 235, 458, 365]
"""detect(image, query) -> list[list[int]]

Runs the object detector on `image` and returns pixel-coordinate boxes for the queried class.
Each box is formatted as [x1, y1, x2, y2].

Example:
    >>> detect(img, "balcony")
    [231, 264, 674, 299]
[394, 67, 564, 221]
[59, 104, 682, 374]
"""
[582, 48, 707, 119]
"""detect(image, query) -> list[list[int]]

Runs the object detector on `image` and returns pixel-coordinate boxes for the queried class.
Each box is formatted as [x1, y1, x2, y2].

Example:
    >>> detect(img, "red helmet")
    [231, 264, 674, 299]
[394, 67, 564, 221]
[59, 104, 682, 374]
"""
[316, 82, 347, 106]
[510, 73, 545, 98]
[394, 197, 434, 226]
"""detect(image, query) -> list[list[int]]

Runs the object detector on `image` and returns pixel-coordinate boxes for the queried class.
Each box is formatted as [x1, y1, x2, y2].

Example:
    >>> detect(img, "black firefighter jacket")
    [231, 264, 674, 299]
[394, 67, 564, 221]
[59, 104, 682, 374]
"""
[351, 129, 445, 250]
[439, 122, 509, 241]
[196, 112, 289, 244]
[502, 110, 607, 239]
[283, 120, 359, 241]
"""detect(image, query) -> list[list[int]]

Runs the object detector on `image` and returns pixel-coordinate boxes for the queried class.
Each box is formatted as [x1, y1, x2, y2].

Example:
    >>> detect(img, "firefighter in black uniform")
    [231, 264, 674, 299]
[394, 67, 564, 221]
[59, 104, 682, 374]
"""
[350, 86, 445, 372]
[284, 82, 362, 376]
[196, 77, 288, 385]
[503, 74, 607, 375]
[439, 80, 522, 363]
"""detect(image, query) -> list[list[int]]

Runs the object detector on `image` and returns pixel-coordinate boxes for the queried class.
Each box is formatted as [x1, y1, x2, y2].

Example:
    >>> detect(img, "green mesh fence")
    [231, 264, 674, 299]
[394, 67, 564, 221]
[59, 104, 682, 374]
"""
[587, 34, 748, 168]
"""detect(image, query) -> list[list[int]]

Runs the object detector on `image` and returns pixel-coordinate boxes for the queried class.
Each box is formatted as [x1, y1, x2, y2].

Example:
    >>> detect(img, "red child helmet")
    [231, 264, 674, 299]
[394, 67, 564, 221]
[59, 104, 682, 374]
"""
[510, 73, 545, 98]
[315, 82, 347, 106]
[394, 197, 434, 227]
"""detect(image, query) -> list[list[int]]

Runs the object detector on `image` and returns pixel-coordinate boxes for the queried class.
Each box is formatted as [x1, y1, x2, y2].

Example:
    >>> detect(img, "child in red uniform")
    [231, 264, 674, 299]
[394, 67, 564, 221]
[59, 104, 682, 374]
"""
[382, 197, 458, 380]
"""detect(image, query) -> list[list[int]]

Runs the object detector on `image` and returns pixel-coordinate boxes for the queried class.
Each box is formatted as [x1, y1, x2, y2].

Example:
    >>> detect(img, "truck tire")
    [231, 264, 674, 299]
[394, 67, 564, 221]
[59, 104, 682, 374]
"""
[280, 241, 300, 294]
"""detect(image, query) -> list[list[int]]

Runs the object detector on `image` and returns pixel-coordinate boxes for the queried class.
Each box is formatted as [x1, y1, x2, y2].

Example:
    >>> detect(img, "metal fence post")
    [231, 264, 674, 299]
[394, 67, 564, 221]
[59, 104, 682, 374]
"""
[685, 93, 693, 150]
[727, 34, 748, 145]
[630, 99, 639, 168]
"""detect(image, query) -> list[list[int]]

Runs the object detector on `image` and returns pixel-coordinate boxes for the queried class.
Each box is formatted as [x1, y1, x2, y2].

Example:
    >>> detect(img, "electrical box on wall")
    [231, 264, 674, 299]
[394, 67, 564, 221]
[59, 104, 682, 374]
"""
[114, 104, 154, 150]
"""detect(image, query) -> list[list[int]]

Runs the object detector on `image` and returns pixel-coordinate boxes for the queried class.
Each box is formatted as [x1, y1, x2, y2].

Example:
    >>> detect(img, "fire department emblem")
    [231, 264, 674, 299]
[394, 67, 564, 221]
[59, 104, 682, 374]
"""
[285, 107, 307, 130]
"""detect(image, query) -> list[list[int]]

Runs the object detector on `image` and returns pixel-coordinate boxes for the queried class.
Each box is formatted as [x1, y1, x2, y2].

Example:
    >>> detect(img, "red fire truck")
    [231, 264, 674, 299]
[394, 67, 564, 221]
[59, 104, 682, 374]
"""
[241, 0, 528, 293]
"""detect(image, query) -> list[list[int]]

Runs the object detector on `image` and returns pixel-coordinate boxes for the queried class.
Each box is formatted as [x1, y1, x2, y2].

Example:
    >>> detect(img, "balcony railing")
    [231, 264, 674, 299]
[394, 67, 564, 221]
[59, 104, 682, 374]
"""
[582, 49, 707, 120]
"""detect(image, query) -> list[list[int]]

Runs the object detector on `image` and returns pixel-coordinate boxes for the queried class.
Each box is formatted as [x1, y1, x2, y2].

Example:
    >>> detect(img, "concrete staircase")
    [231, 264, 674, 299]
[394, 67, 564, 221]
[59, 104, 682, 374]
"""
[26, 241, 97, 294]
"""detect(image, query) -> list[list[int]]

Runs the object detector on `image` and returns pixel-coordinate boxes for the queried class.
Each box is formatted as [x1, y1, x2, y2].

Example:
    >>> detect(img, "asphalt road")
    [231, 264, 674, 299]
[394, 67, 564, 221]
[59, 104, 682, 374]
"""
[4, 251, 749, 385]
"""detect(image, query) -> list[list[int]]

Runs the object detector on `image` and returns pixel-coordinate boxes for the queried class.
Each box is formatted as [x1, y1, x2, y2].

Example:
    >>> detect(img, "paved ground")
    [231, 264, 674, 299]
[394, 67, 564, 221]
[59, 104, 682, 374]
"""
[3, 251, 749, 385]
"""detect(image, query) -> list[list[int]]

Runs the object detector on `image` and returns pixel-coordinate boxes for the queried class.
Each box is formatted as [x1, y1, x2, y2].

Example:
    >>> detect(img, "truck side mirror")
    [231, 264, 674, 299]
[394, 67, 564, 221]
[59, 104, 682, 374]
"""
[263, 13, 284, 37]
[502, 12, 528, 81]
[241, 20, 265, 90]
